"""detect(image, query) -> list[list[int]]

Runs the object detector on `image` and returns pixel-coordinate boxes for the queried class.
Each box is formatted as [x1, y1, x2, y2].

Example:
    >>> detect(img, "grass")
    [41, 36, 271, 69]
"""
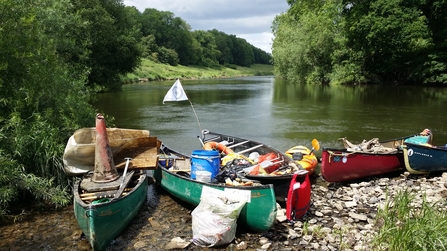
[122, 58, 274, 83]
[372, 189, 447, 251]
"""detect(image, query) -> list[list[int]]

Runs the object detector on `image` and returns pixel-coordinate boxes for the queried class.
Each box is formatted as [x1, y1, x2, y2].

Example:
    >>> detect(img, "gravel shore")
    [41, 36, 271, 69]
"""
[2, 171, 446, 251]
[144, 171, 447, 251]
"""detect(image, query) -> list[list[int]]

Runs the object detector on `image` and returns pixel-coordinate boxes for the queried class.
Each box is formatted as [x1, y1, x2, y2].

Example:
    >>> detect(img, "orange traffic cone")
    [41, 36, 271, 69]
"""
[92, 113, 119, 183]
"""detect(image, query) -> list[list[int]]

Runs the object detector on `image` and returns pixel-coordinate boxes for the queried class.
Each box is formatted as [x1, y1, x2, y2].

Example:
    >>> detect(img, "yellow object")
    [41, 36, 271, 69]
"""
[285, 145, 318, 174]
[221, 153, 254, 166]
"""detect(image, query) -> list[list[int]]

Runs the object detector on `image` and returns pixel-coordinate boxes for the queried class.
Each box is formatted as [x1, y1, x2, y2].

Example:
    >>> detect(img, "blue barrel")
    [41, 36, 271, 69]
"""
[191, 150, 220, 179]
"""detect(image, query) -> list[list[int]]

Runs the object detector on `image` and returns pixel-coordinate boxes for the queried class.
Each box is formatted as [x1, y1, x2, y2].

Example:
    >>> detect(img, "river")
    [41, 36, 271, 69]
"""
[94, 76, 447, 154]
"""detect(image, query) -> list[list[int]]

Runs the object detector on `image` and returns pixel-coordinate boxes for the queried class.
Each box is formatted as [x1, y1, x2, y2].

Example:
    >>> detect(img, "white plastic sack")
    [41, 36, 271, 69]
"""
[191, 187, 247, 247]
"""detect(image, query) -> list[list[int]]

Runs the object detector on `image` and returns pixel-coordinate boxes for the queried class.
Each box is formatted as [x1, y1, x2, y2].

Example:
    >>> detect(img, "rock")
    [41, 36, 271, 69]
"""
[236, 241, 248, 250]
[260, 243, 272, 250]
[164, 237, 191, 249]
[344, 201, 357, 208]
[259, 237, 269, 245]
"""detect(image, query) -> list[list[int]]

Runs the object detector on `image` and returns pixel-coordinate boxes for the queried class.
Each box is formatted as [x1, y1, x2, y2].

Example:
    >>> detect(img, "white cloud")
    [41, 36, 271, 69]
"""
[123, 0, 289, 53]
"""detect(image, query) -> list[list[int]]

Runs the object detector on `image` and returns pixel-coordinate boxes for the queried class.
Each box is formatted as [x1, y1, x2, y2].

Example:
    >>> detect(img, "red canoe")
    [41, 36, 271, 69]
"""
[320, 130, 432, 182]
[320, 136, 413, 182]
[321, 148, 405, 182]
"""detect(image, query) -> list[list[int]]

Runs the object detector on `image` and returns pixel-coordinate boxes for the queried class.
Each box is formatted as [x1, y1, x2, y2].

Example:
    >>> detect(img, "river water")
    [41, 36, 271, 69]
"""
[94, 76, 447, 153]
[1, 76, 446, 250]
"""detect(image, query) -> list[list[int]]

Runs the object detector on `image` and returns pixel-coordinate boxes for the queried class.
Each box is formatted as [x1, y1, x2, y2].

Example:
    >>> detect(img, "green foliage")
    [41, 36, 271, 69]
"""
[0, 0, 96, 220]
[210, 29, 235, 65]
[273, 0, 447, 85]
[231, 36, 255, 67]
[344, 0, 432, 84]
[192, 30, 220, 67]
[372, 189, 447, 251]
[125, 59, 273, 82]
[157, 46, 180, 66]
[141, 35, 158, 58]
[273, 1, 342, 84]
[137, 8, 271, 68]
[140, 8, 197, 65]
[69, 0, 142, 91]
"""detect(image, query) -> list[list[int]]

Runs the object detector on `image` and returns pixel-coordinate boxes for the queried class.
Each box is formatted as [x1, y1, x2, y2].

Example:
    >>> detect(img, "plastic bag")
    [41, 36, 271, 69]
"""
[191, 188, 247, 247]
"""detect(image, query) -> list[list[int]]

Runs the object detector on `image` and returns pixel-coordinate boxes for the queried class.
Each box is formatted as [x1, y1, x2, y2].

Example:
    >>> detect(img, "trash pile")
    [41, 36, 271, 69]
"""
[213, 152, 300, 187]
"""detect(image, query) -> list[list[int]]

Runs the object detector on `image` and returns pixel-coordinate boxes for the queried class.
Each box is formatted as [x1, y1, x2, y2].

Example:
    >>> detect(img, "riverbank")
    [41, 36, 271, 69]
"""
[122, 59, 275, 83]
[2, 171, 446, 251]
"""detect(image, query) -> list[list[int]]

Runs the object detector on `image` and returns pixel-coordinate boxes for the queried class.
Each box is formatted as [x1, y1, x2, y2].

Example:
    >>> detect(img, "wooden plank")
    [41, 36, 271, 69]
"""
[114, 137, 159, 170]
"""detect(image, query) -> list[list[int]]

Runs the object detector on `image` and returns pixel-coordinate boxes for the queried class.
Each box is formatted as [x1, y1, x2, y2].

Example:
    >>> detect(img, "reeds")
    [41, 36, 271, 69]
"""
[372, 189, 447, 251]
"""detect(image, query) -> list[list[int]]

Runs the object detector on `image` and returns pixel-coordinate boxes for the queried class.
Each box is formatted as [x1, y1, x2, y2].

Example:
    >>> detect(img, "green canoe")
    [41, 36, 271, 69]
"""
[73, 172, 148, 251]
[154, 145, 277, 232]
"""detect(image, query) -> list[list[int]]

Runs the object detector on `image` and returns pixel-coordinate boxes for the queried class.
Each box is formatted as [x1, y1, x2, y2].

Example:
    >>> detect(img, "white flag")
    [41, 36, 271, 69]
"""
[163, 79, 189, 104]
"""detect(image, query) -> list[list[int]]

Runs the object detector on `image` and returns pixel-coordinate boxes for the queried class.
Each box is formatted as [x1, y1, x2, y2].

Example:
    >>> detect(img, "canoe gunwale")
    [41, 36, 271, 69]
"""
[158, 163, 274, 191]
[323, 147, 404, 156]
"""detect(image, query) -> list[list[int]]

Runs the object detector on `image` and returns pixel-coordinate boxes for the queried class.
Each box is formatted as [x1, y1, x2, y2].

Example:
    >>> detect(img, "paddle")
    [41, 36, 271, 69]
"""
[197, 136, 204, 147]
[119, 157, 132, 189]
[309, 139, 320, 154]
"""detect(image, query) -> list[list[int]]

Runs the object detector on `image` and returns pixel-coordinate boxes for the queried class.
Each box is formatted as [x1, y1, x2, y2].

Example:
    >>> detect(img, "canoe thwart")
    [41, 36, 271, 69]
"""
[237, 144, 264, 154]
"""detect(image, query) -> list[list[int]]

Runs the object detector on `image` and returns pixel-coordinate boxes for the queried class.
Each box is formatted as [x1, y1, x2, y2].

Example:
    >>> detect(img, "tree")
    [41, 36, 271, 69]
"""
[210, 29, 235, 65]
[418, 0, 447, 84]
[273, 1, 341, 84]
[140, 8, 198, 65]
[68, 0, 142, 91]
[231, 36, 255, 67]
[0, 0, 96, 220]
[273, 0, 447, 85]
[191, 30, 220, 67]
[252, 46, 272, 65]
[343, 0, 432, 84]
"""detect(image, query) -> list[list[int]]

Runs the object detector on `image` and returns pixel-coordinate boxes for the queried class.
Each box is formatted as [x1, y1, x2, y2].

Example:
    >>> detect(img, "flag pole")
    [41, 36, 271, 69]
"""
[187, 99, 203, 135]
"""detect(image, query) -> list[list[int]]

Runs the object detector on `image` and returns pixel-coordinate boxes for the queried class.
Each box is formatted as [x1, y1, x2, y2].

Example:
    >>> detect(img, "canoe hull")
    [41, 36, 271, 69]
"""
[403, 143, 447, 174]
[321, 148, 404, 182]
[154, 165, 277, 232]
[73, 174, 148, 251]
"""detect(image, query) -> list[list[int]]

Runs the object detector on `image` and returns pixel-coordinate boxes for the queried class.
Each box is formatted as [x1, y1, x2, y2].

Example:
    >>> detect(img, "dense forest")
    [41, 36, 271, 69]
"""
[272, 0, 447, 85]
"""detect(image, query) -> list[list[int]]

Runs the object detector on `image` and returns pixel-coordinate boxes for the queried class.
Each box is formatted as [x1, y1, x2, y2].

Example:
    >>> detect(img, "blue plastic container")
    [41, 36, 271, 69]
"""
[191, 150, 220, 179]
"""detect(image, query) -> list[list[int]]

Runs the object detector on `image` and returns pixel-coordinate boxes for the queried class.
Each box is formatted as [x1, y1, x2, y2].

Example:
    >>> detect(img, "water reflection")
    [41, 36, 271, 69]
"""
[94, 77, 447, 156]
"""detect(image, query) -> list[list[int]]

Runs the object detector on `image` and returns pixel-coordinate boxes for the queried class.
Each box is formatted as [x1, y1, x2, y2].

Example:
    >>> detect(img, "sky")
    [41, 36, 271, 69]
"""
[123, 0, 290, 54]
